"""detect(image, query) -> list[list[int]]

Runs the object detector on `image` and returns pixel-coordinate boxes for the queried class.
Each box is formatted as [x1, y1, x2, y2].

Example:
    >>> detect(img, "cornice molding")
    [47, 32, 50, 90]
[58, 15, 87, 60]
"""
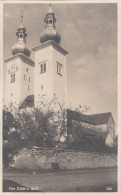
[4, 54, 35, 67]
[32, 41, 68, 56]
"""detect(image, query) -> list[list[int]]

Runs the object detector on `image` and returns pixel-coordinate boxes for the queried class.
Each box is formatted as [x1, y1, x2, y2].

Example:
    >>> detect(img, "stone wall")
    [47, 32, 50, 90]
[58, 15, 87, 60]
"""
[14, 148, 117, 170]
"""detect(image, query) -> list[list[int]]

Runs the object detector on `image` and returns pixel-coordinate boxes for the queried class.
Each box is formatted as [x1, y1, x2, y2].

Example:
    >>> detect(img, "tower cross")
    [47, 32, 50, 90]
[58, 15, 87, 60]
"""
[20, 9, 24, 24]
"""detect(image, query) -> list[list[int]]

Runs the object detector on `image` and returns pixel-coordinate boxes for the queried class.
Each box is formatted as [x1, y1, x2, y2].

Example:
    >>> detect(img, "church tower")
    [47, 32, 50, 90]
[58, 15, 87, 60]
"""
[4, 11, 34, 107]
[32, 5, 68, 107]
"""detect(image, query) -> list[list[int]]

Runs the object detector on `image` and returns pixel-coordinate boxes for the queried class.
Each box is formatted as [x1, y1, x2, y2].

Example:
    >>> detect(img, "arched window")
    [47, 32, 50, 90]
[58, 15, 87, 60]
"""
[11, 74, 15, 83]
[20, 33, 23, 38]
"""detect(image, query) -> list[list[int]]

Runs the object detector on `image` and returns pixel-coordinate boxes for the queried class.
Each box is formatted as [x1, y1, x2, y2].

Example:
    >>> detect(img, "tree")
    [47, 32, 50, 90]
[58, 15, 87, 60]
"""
[3, 109, 15, 140]
[17, 98, 68, 148]
[3, 98, 69, 149]
[3, 97, 91, 166]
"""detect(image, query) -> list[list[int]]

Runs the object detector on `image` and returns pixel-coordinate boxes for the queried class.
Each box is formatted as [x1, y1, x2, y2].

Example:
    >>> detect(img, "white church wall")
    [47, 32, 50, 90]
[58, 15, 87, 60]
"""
[52, 47, 67, 104]
[95, 124, 107, 132]
[5, 57, 21, 106]
[34, 44, 67, 107]
[34, 45, 53, 106]
[105, 133, 114, 147]
[19, 58, 34, 101]
[5, 56, 34, 108]
[107, 115, 115, 142]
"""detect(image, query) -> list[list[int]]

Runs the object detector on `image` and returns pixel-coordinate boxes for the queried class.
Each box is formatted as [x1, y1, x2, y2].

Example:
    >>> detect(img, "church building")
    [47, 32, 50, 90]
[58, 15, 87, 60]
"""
[5, 5, 68, 108]
[4, 5, 115, 147]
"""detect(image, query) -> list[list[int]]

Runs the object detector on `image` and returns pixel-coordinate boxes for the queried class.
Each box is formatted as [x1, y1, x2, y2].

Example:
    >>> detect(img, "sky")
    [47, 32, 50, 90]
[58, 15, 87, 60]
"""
[3, 3, 117, 128]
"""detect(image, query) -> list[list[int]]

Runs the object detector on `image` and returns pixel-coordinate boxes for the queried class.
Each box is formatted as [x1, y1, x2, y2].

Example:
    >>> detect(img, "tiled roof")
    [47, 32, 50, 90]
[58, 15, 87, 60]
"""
[19, 98, 112, 125]
[19, 95, 34, 109]
[67, 109, 111, 125]
[88, 112, 111, 125]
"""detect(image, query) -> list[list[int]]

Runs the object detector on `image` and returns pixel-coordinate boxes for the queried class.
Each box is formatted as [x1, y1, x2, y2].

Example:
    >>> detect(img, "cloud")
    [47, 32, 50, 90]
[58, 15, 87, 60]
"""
[97, 46, 117, 62]
[73, 45, 117, 70]
[70, 46, 117, 117]
[73, 52, 97, 68]
[64, 23, 82, 48]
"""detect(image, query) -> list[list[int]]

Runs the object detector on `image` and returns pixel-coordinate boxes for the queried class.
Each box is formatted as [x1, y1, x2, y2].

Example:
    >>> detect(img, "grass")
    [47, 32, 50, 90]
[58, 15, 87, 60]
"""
[3, 166, 117, 174]
[3, 167, 117, 192]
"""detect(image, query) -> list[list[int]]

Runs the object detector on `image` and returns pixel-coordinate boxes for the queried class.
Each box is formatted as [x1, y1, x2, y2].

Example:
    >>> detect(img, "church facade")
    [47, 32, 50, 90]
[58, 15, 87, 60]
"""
[5, 5, 68, 108]
[4, 5, 115, 147]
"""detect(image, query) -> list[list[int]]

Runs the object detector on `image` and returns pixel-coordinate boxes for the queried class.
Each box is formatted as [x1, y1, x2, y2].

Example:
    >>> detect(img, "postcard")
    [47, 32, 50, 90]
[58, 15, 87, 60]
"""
[0, 0, 120, 194]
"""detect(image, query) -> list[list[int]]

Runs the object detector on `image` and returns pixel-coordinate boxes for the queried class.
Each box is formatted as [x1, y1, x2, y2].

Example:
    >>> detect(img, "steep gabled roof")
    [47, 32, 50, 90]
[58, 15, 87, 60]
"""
[88, 112, 111, 125]
[67, 109, 112, 125]
[19, 95, 34, 109]
[19, 99, 112, 125]
[67, 109, 94, 124]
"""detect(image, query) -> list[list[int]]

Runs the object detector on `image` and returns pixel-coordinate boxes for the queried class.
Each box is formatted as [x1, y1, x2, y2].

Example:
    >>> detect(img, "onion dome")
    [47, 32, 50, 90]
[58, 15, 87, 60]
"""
[12, 10, 31, 57]
[40, 4, 61, 44]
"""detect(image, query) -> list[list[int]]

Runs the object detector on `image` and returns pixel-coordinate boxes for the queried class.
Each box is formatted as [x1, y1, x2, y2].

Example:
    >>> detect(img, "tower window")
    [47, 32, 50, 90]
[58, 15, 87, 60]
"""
[11, 74, 15, 83]
[26, 68, 28, 72]
[40, 62, 46, 74]
[29, 77, 31, 83]
[11, 93, 13, 97]
[28, 85, 30, 91]
[24, 75, 26, 81]
[20, 33, 23, 38]
[49, 19, 52, 24]
[57, 62, 62, 76]
[41, 85, 43, 90]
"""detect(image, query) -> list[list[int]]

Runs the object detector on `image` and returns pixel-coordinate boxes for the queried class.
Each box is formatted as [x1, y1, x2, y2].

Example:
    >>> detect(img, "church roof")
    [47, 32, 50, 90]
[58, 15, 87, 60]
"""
[88, 113, 112, 125]
[11, 11, 31, 57]
[19, 95, 34, 109]
[19, 98, 113, 125]
[67, 109, 112, 125]
[40, 4, 61, 44]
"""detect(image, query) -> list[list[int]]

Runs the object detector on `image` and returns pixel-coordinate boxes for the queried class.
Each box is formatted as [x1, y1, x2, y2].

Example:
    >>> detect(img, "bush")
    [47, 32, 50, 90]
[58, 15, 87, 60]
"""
[67, 137, 117, 153]
[14, 149, 39, 170]
[51, 162, 60, 170]
[3, 148, 14, 167]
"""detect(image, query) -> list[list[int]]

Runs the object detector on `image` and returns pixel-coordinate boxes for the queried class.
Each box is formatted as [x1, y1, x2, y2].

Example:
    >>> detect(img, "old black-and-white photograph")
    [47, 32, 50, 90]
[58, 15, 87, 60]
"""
[2, 1, 118, 193]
